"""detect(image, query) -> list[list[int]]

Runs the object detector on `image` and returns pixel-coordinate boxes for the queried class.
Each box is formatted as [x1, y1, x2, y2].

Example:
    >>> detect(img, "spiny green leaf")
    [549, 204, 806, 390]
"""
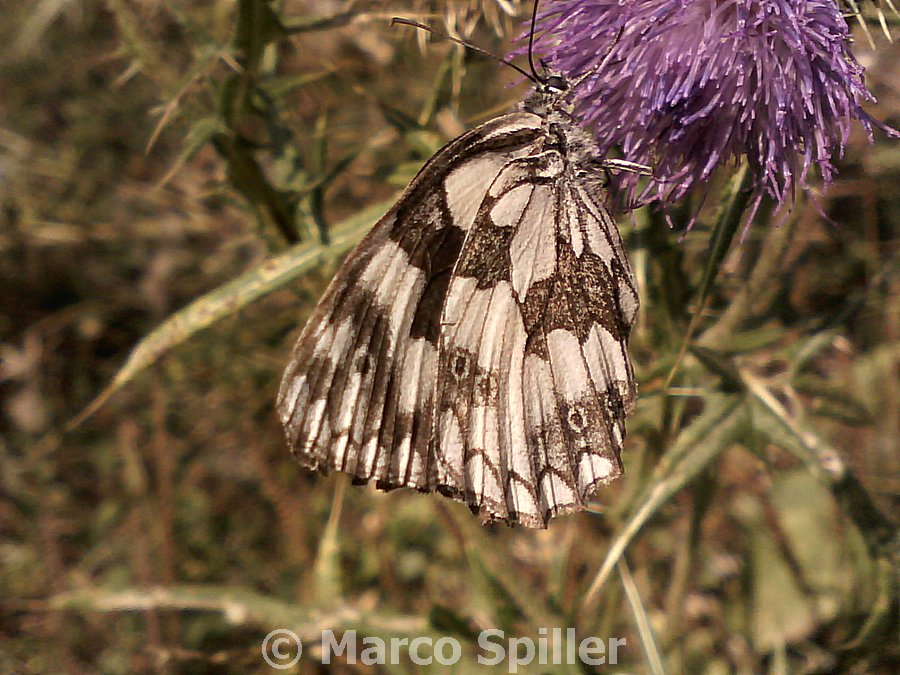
[146, 43, 224, 154]
[157, 116, 229, 188]
[794, 375, 874, 426]
[212, 131, 298, 243]
[708, 326, 785, 354]
[786, 328, 842, 375]
[840, 556, 898, 650]
[282, 9, 358, 34]
[71, 198, 395, 427]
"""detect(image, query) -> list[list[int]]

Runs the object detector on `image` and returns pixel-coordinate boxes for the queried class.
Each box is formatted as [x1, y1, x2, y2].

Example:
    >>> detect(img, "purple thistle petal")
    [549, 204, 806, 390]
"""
[520, 0, 897, 216]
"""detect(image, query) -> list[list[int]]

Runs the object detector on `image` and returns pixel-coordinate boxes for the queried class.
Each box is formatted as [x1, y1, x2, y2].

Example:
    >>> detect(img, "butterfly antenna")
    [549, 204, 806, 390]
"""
[526, 0, 545, 83]
[391, 17, 538, 84]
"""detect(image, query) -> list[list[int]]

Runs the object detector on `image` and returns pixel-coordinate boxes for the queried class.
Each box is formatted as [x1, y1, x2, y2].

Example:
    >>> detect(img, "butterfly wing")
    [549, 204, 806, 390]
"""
[432, 148, 639, 527]
[277, 112, 544, 490]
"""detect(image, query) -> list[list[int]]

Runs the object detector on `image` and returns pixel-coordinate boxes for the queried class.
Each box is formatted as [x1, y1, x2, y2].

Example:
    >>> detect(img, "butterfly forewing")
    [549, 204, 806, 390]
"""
[278, 115, 543, 476]
[278, 91, 639, 528]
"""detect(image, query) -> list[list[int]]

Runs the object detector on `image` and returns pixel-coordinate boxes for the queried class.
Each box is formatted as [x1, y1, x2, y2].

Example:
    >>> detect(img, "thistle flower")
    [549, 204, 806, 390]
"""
[526, 0, 895, 218]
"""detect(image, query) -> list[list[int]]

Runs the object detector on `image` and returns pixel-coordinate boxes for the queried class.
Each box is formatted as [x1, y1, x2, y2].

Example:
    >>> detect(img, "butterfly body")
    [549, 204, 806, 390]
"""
[278, 79, 638, 528]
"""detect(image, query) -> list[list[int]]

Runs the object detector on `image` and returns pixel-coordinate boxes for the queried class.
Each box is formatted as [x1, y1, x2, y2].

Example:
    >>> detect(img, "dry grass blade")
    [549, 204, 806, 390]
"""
[313, 476, 348, 606]
[618, 559, 666, 675]
[50, 585, 430, 641]
[845, 0, 878, 47]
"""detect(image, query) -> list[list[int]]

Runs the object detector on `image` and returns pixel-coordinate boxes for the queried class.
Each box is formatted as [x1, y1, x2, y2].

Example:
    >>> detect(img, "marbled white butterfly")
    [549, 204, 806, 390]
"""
[277, 10, 643, 528]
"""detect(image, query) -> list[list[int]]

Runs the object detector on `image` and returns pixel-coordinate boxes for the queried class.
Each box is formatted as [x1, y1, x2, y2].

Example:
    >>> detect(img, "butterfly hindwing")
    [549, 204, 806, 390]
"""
[432, 149, 637, 526]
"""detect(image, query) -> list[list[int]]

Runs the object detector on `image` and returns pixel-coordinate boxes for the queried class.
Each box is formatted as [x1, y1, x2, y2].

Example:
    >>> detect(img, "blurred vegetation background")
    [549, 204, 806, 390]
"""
[0, 1, 897, 673]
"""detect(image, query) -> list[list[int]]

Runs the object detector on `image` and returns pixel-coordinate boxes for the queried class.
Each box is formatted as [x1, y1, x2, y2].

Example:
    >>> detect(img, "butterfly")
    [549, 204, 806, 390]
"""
[276, 16, 643, 528]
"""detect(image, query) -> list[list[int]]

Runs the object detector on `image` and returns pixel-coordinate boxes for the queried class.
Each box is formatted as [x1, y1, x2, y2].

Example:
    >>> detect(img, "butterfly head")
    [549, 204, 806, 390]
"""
[542, 72, 569, 95]
[523, 65, 576, 117]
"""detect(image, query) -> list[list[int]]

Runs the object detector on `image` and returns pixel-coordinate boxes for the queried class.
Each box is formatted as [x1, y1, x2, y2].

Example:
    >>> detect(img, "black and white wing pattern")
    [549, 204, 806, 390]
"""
[277, 81, 639, 528]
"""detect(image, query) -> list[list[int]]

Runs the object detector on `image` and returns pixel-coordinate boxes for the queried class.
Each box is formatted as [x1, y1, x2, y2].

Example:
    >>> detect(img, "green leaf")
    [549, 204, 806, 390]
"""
[694, 165, 755, 310]
[687, 345, 743, 392]
[742, 370, 896, 557]
[234, 0, 284, 70]
[841, 556, 897, 650]
[793, 374, 874, 426]
[665, 165, 755, 386]
[745, 472, 843, 651]
[282, 9, 358, 34]
[146, 43, 224, 154]
[707, 326, 784, 354]
[261, 70, 333, 99]
[71, 198, 395, 426]
[212, 132, 300, 243]
[157, 116, 229, 188]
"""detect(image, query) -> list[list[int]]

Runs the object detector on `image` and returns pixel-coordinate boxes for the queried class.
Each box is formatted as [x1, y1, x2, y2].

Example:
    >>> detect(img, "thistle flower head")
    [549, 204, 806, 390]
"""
[526, 0, 895, 216]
